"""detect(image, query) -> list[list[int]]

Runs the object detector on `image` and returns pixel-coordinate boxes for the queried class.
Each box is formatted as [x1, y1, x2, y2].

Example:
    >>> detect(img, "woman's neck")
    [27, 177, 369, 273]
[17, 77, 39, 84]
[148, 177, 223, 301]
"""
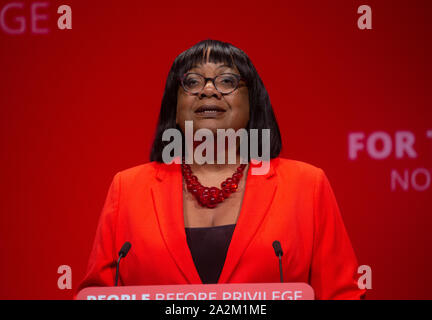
[188, 153, 245, 174]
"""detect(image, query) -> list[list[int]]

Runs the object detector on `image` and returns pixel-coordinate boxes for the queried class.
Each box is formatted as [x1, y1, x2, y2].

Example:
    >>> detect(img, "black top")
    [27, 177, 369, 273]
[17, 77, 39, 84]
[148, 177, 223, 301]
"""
[185, 224, 236, 284]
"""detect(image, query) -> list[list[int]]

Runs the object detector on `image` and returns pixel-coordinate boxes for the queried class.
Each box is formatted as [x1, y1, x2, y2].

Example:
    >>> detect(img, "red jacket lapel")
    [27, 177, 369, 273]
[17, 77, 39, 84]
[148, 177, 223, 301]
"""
[218, 158, 279, 283]
[151, 161, 202, 284]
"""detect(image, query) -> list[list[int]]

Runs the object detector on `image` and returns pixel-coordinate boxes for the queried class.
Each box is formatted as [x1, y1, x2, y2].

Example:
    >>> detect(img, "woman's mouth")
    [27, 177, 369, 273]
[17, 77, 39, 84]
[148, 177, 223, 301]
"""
[194, 105, 226, 118]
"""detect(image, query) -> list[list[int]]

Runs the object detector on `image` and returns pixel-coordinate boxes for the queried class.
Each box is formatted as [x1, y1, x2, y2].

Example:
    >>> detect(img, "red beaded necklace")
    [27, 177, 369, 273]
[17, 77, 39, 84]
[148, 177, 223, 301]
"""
[181, 160, 248, 209]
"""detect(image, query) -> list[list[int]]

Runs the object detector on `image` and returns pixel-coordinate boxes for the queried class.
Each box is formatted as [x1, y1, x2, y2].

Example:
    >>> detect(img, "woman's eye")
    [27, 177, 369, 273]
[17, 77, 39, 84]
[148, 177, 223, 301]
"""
[219, 76, 235, 85]
[185, 79, 199, 86]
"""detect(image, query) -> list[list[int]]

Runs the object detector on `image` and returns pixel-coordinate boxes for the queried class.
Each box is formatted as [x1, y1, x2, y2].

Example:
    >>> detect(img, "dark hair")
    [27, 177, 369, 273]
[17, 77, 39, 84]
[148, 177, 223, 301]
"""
[150, 39, 282, 162]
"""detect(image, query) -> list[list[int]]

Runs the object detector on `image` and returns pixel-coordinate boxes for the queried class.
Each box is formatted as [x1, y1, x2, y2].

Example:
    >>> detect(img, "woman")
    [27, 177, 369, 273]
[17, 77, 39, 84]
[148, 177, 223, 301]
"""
[77, 39, 366, 300]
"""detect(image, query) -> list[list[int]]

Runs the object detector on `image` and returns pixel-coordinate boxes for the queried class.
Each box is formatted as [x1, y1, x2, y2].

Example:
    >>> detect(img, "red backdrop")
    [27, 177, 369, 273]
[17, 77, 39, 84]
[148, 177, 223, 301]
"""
[0, 0, 431, 299]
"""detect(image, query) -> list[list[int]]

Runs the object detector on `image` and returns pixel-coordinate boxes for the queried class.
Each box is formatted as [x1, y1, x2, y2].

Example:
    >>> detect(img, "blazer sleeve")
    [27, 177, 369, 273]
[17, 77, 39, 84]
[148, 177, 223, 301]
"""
[75, 172, 121, 297]
[309, 169, 366, 300]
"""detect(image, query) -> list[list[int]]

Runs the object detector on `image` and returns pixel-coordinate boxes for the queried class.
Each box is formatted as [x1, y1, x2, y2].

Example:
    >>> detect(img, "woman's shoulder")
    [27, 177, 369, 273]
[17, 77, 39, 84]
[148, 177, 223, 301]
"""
[272, 157, 325, 183]
[274, 157, 323, 174]
[114, 161, 160, 183]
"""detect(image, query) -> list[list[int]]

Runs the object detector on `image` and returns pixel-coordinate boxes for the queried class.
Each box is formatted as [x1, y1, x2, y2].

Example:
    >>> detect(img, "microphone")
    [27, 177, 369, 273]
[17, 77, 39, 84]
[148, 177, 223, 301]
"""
[272, 240, 284, 283]
[115, 241, 131, 286]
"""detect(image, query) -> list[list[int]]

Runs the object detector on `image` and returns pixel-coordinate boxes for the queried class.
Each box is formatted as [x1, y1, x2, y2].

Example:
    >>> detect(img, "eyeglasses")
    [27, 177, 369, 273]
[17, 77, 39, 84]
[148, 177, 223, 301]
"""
[179, 72, 245, 95]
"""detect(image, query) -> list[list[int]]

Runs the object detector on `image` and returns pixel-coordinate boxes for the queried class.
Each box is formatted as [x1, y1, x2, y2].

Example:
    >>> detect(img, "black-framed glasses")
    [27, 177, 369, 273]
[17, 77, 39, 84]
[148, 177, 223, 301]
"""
[179, 72, 245, 95]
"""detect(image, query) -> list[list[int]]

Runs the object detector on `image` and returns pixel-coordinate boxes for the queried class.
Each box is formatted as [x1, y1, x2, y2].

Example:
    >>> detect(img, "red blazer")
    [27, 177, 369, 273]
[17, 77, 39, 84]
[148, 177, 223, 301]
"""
[77, 157, 366, 300]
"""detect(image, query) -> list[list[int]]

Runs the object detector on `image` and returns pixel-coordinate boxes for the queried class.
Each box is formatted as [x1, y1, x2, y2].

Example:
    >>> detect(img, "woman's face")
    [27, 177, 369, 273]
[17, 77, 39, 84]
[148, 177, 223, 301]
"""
[176, 61, 250, 134]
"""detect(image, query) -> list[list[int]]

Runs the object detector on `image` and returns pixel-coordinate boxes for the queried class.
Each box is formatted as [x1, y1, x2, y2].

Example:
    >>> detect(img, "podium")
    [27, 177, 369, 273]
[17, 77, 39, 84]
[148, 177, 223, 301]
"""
[76, 282, 314, 300]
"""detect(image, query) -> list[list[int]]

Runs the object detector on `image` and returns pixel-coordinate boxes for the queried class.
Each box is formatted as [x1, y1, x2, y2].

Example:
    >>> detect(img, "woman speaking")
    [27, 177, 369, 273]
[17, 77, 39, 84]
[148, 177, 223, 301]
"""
[77, 39, 366, 300]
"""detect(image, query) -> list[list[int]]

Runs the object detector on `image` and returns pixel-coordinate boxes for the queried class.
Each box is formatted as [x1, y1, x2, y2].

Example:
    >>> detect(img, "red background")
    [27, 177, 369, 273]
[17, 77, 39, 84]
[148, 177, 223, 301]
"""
[0, 0, 431, 299]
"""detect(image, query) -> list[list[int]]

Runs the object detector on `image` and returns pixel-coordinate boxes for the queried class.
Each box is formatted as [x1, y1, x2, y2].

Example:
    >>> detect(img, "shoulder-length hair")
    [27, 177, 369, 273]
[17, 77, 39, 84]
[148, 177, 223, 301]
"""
[150, 39, 282, 162]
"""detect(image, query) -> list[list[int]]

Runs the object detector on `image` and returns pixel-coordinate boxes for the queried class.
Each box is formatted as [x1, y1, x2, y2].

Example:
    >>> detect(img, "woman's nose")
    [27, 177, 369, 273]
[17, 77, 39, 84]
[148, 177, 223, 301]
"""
[199, 81, 222, 99]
